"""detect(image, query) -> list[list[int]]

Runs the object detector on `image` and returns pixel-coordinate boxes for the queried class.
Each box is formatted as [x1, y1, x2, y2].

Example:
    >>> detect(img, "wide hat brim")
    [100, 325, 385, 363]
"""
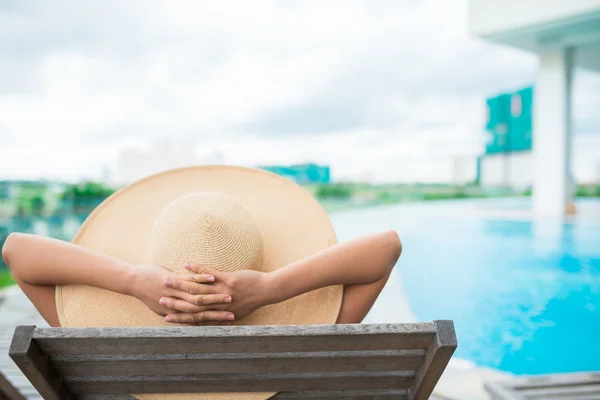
[56, 165, 343, 400]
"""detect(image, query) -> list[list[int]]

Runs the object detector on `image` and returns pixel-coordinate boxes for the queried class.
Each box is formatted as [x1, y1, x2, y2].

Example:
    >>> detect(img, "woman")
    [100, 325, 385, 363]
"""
[2, 229, 401, 328]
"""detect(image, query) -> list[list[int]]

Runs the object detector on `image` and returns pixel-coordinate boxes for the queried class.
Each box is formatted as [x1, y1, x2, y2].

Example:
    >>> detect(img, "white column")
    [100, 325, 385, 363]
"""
[533, 48, 573, 217]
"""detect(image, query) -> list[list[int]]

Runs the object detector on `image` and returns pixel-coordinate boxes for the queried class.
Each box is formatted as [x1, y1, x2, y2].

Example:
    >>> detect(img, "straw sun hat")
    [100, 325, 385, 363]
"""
[55, 165, 343, 400]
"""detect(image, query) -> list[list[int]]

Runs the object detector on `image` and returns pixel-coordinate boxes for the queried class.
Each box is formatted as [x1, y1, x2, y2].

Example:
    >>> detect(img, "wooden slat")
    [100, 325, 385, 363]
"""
[10, 322, 456, 398]
[65, 371, 415, 394]
[51, 350, 424, 376]
[8, 326, 72, 400]
[3, 379, 32, 390]
[34, 324, 436, 356]
[485, 372, 600, 400]
[0, 371, 26, 400]
[273, 389, 408, 399]
[78, 390, 409, 400]
[34, 323, 436, 339]
[409, 320, 457, 400]
[484, 382, 527, 400]
[520, 384, 600, 398]
[511, 372, 600, 389]
[533, 396, 600, 400]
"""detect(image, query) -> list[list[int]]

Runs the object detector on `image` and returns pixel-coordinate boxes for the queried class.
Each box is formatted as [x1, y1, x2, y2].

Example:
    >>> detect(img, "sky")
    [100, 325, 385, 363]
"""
[1, 0, 599, 183]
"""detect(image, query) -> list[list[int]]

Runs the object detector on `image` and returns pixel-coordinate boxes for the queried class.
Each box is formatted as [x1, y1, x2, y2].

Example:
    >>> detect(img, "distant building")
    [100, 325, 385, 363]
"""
[477, 86, 600, 190]
[468, 0, 600, 216]
[452, 156, 476, 186]
[115, 139, 225, 185]
[260, 163, 331, 184]
[477, 86, 534, 190]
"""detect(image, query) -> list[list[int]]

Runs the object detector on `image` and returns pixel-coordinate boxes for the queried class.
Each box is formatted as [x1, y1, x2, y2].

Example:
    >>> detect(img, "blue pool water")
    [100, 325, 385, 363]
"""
[399, 217, 600, 375]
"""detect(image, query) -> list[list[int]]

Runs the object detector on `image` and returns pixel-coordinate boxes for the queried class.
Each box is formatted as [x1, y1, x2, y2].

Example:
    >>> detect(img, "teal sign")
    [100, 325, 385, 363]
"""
[485, 86, 533, 154]
[260, 163, 330, 184]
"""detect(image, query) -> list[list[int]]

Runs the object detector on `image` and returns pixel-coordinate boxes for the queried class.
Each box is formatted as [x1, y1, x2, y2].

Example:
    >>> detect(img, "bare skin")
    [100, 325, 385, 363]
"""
[2, 230, 401, 327]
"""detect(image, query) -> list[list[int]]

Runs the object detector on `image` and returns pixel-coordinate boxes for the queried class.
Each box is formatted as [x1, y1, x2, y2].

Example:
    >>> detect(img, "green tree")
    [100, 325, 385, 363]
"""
[315, 184, 353, 199]
[16, 204, 27, 217]
[61, 182, 116, 214]
[0, 231, 9, 271]
[30, 196, 46, 215]
[62, 182, 115, 200]
[378, 191, 392, 203]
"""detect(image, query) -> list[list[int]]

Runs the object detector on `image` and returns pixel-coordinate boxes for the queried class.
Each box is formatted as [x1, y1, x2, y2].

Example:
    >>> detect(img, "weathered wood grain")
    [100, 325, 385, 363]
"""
[520, 384, 600, 397]
[34, 324, 436, 356]
[51, 350, 424, 376]
[409, 320, 458, 400]
[8, 327, 71, 400]
[273, 389, 408, 399]
[485, 371, 600, 400]
[10, 322, 456, 399]
[0, 371, 26, 400]
[65, 371, 415, 394]
[512, 371, 600, 389]
[34, 323, 436, 339]
[79, 392, 409, 400]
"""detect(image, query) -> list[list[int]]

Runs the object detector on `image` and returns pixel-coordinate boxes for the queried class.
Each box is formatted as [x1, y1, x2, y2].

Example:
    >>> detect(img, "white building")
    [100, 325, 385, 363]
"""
[115, 139, 225, 185]
[453, 155, 475, 186]
[479, 135, 600, 188]
[469, 0, 600, 216]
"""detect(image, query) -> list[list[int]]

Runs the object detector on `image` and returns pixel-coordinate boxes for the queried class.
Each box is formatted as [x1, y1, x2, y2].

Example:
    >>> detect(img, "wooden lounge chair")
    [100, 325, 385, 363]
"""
[9, 321, 456, 400]
[485, 371, 600, 400]
[0, 371, 27, 400]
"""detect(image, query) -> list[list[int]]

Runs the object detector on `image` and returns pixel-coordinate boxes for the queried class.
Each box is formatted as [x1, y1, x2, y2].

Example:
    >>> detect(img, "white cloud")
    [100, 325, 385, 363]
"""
[0, 0, 598, 183]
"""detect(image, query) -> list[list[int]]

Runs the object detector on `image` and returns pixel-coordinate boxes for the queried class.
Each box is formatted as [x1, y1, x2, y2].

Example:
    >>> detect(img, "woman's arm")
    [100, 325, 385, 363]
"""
[268, 229, 401, 324]
[3, 230, 401, 327]
[267, 230, 401, 304]
[163, 230, 402, 324]
[2, 233, 136, 294]
[1, 233, 234, 324]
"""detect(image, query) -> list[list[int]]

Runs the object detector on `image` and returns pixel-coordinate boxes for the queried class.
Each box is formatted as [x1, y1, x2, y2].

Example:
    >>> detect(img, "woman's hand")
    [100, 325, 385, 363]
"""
[161, 263, 272, 324]
[129, 264, 234, 321]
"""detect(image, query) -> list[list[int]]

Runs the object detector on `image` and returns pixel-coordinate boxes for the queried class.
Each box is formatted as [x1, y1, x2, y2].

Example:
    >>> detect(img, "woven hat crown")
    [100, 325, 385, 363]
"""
[148, 192, 265, 275]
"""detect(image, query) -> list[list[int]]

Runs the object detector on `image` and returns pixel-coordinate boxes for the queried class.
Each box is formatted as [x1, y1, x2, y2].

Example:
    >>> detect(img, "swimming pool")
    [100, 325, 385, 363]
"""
[399, 217, 600, 375]
[331, 199, 600, 375]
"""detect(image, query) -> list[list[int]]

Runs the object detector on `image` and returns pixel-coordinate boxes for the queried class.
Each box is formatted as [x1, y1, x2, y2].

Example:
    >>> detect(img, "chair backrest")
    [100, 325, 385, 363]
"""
[0, 371, 27, 400]
[9, 321, 456, 400]
[485, 372, 600, 400]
